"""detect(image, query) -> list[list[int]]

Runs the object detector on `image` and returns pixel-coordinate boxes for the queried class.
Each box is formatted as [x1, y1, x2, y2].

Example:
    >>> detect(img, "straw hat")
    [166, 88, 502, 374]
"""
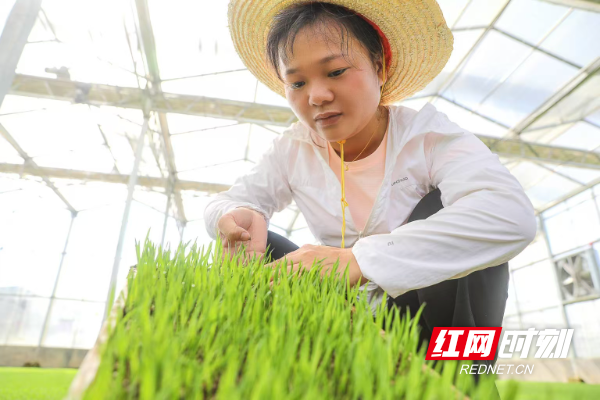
[227, 0, 454, 105]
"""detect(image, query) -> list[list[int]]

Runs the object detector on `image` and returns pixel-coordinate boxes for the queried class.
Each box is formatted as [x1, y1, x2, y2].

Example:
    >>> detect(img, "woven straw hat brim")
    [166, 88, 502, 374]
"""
[227, 0, 453, 105]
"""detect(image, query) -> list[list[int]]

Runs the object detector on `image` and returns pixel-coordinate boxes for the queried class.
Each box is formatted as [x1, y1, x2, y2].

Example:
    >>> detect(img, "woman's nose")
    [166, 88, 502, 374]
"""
[308, 84, 334, 106]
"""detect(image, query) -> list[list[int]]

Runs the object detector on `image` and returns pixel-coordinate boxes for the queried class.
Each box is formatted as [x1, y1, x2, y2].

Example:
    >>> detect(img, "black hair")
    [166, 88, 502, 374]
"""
[266, 2, 386, 148]
[266, 2, 384, 82]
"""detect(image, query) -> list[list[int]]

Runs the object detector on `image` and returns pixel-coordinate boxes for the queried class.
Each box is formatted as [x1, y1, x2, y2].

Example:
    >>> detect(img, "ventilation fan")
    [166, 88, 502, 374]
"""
[555, 249, 600, 302]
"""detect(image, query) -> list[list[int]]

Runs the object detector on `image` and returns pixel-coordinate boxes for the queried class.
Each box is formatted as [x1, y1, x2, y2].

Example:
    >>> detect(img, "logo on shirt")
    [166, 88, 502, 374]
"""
[391, 177, 408, 186]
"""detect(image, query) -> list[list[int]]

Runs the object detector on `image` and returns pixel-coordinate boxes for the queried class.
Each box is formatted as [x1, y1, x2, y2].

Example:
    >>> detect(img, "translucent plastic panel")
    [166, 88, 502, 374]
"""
[161, 71, 258, 103]
[288, 228, 318, 247]
[430, 97, 507, 137]
[544, 197, 600, 255]
[397, 96, 433, 111]
[520, 122, 572, 144]
[181, 191, 213, 222]
[0, 1, 16, 37]
[178, 160, 256, 187]
[28, 15, 55, 43]
[525, 173, 581, 209]
[255, 81, 291, 108]
[292, 212, 308, 230]
[442, 30, 532, 110]
[0, 296, 49, 346]
[477, 50, 578, 127]
[565, 299, 600, 358]
[0, 135, 22, 164]
[587, 107, 600, 127]
[519, 307, 566, 330]
[162, 216, 182, 251]
[181, 220, 214, 253]
[270, 207, 298, 232]
[512, 259, 562, 312]
[246, 125, 278, 164]
[0, 190, 71, 297]
[510, 233, 549, 269]
[507, 161, 553, 190]
[0, 105, 104, 157]
[133, 189, 168, 215]
[502, 314, 521, 330]
[549, 121, 600, 151]
[18, 0, 141, 87]
[504, 275, 519, 317]
[41, 299, 104, 349]
[453, 0, 509, 29]
[51, 180, 127, 212]
[149, 0, 243, 80]
[17, 41, 140, 88]
[0, 95, 70, 116]
[171, 124, 250, 172]
[540, 9, 600, 68]
[415, 29, 485, 97]
[55, 204, 124, 301]
[495, 0, 570, 45]
[529, 74, 600, 131]
[118, 199, 169, 266]
[436, 0, 471, 28]
[33, 145, 115, 173]
[544, 165, 600, 187]
[167, 114, 242, 135]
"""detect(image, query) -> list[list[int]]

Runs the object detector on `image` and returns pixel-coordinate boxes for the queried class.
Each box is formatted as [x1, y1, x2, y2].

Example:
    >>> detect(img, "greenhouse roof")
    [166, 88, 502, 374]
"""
[1, 0, 600, 238]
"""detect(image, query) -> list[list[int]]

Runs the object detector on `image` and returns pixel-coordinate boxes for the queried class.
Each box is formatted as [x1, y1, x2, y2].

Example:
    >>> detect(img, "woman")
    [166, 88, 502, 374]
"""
[204, 0, 536, 362]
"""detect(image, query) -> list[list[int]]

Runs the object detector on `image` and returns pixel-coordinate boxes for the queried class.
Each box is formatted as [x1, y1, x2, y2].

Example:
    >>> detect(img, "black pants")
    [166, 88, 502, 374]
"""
[265, 188, 508, 389]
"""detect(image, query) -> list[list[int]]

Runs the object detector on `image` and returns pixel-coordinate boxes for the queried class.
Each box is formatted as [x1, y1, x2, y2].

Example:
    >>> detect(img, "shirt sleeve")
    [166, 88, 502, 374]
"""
[203, 136, 293, 240]
[351, 131, 537, 299]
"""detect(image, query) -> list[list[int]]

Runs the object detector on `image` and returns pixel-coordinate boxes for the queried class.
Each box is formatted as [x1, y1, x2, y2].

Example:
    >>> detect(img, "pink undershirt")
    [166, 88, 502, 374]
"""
[327, 127, 388, 232]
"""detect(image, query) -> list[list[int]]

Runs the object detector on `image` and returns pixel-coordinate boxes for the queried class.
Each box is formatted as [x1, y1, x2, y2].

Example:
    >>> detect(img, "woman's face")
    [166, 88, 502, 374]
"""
[278, 22, 383, 143]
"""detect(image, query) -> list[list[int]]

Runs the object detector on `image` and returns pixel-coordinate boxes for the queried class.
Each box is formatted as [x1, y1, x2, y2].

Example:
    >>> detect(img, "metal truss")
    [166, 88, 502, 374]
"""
[9, 73, 600, 170]
[10, 74, 296, 126]
[0, 162, 231, 193]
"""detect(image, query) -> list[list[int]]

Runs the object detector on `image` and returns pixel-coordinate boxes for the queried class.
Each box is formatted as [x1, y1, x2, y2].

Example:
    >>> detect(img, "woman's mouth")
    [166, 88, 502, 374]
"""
[316, 113, 342, 127]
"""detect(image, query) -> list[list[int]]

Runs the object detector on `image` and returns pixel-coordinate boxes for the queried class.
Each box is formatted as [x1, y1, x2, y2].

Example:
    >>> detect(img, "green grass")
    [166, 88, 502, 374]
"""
[0, 367, 77, 400]
[1, 367, 599, 400]
[79, 237, 501, 399]
[2, 237, 599, 399]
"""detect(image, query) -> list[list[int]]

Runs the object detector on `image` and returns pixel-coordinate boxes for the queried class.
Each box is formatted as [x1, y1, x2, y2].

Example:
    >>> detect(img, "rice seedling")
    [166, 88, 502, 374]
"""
[73, 236, 507, 400]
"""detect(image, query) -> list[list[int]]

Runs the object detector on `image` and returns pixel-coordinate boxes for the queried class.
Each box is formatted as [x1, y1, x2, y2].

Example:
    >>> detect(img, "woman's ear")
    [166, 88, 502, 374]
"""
[375, 59, 385, 88]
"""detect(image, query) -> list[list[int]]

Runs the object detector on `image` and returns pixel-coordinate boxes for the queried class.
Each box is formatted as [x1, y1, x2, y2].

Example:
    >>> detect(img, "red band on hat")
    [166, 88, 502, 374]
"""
[356, 13, 392, 68]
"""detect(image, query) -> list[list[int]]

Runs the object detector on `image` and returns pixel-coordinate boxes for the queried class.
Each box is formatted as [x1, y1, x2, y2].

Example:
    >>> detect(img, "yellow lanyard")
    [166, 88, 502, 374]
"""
[336, 43, 386, 249]
[337, 139, 350, 248]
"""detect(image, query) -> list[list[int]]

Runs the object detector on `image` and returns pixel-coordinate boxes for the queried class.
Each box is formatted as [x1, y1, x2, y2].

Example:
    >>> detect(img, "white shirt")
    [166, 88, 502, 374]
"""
[204, 103, 537, 313]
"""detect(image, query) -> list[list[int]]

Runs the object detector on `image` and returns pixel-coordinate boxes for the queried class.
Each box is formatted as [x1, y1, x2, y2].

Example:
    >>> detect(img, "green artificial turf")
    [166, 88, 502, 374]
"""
[0, 367, 77, 400]
[1, 367, 599, 400]
[496, 380, 600, 400]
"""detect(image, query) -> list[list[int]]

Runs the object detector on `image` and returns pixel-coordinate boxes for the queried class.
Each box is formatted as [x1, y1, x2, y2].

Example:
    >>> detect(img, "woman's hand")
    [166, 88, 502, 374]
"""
[264, 244, 368, 287]
[217, 207, 268, 263]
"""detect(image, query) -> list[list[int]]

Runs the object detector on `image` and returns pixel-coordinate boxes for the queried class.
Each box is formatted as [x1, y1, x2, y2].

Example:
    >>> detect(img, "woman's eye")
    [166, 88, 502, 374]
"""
[330, 68, 347, 77]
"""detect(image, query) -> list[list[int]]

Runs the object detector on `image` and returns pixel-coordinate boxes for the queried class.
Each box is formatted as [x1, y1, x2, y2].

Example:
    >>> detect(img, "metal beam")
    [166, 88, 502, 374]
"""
[0, 123, 77, 212]
[10, 74, 297, 126]
[0, 0, 42, 108]
[134, 0, 186, 224]
[0, 162, 231, 193]
[9, 74, 600, 170]
[480, 134, 600, 170]
[103, 115, 147, 325]
[542, 0, 600, 13]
